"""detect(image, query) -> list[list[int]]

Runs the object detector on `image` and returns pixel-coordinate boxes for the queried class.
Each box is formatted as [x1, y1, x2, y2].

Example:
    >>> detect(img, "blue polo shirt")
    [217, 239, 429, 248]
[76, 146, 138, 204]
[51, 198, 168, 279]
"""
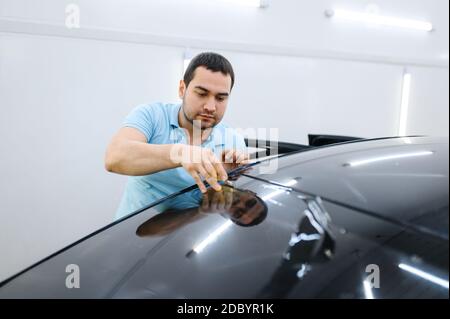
[115, 102, 246, 220]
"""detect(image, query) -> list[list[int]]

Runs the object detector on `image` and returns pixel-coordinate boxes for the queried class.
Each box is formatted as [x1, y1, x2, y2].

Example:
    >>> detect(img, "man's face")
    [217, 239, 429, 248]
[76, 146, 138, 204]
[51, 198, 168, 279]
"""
[227, 190, 265, 226]
[179, 66, 232, 130]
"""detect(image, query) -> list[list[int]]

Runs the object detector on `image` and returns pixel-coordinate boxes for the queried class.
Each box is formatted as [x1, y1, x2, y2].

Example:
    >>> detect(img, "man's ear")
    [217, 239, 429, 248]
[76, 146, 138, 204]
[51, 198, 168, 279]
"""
[178, 80, 186, 99]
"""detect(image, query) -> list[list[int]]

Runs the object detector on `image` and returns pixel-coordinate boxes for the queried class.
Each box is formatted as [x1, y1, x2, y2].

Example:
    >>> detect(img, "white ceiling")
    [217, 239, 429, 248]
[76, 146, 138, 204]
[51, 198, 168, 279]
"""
[0, 0, 448, 66]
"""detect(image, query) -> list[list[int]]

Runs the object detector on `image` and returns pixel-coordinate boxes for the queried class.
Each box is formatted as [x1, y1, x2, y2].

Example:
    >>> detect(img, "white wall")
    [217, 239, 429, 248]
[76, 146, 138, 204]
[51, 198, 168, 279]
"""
[0, 0, 448, 282]
[222, 50, 405, 143]
[407, 66, 449, 136]
[0, 33, 183, 281]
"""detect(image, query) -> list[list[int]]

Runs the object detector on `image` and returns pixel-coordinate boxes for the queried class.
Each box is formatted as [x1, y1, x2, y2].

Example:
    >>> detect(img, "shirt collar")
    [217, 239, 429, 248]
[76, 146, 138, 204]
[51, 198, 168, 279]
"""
[169, 103, 182, 128]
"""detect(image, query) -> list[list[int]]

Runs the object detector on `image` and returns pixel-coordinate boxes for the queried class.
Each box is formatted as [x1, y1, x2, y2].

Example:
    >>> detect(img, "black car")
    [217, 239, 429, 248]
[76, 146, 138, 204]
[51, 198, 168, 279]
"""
[0, 136, 448, 299]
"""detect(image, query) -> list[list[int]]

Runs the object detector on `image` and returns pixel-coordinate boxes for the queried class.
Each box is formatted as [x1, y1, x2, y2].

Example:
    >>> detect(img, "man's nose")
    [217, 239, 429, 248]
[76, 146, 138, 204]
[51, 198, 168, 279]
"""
[204, 97, 216, 112]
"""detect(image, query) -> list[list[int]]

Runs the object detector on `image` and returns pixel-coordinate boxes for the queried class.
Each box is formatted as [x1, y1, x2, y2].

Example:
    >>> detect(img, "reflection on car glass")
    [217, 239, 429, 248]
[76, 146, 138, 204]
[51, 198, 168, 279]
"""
[136, 185, 268, 238]
[257, 197, 335, 298]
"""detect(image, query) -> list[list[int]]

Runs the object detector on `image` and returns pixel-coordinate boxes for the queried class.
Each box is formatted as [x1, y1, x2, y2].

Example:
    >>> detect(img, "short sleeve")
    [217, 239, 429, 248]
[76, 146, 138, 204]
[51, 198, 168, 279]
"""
[123, 104, 158, 142]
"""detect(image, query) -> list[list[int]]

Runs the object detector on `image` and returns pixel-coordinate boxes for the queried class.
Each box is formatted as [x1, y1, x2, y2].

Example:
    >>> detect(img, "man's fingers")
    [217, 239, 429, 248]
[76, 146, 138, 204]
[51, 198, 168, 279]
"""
[235, 151, 249, 163]
[224, 190, 233, 210]
[202, 159, 218, 180]
[208, 153, 228, 181]
[183, 147, 249, 193]
[238, 159, 251, 166]
[204, 172, 221, 192]
[201, 193, 210, 211]
[196, 166, 209, 181]
[217, 163, 228, 182]
[202, 159, 222, 191]
[212, 191, 225, 211]
[196, 165, 220, 192]
[224, 150, 235, 163]
[191, 171, 207, 193]
[211, 158, 228, 181]
[223, 149, 249, 164]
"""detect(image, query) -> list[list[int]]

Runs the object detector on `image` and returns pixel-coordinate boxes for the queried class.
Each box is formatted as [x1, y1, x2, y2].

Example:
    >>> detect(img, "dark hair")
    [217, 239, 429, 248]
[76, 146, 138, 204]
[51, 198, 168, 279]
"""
[183, 52, 235, 90]
[232, 195, 268, 227]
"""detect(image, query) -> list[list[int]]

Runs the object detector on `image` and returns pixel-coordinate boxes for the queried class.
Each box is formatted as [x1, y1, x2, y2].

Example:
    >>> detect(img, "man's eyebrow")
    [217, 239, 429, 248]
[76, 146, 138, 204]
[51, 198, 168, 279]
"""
[194, 86, 229, 97]
[194, 86, 209, 92]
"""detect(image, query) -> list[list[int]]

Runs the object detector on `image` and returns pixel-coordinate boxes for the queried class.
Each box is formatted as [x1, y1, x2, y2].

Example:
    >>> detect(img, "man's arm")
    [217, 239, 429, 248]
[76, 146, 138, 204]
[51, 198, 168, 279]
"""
[136, 208, 202, 237]
[105, 127, 178, 176]
[104, 127, 227, 192]
[136, 188, 234, 237]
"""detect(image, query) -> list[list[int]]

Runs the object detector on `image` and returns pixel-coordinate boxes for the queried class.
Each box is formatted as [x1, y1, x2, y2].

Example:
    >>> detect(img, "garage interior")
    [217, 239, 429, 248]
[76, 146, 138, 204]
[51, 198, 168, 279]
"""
[0, 0, 448, 293]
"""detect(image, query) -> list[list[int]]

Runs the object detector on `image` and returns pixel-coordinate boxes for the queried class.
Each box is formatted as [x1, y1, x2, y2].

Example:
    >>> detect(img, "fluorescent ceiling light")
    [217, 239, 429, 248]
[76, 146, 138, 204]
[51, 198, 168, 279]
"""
[399, 263, 449, 289]
[346, 151, 434, 167]
[326, 9, 433, 32]
[220, 0, 268, 8]
[399, 72, 412, 136]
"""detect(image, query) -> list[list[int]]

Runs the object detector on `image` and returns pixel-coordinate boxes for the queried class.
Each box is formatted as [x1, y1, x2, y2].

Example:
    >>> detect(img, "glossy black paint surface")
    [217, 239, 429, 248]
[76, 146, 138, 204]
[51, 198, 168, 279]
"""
[0, 136, 448, 298]
[247, 136, 449, 237]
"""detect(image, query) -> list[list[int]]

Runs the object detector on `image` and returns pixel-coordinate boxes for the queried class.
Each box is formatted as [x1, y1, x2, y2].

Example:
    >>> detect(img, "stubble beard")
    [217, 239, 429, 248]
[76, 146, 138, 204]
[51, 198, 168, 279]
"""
[182, 102, 216, 130]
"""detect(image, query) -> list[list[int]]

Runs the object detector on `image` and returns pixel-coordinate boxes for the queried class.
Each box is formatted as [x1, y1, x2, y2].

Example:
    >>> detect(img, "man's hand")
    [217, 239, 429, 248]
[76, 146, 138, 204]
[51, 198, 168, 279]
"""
[221, 149, 250, 172]
[198, 188, 234, 214]
[172, 145, 228, 193]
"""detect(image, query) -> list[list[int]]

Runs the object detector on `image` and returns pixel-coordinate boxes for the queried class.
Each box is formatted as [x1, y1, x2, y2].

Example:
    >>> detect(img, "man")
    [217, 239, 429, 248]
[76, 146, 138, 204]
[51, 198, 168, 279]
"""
[105, 52, 248, 219]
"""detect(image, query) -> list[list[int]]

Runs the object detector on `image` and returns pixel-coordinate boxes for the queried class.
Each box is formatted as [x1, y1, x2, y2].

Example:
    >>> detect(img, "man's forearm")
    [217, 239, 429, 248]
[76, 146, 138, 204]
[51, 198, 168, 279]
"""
[105, 141, 182, 176]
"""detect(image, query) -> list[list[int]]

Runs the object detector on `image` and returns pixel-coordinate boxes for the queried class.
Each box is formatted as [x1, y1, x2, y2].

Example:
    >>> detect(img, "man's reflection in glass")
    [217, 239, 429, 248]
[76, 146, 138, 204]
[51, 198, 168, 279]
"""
[136, 185, 268, 237]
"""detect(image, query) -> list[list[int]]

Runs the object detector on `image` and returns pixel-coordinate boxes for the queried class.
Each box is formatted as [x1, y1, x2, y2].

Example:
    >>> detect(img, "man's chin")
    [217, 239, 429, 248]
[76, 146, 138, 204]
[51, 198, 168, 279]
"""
[194, 121, 216, 130]
[201, 124, 215, 130]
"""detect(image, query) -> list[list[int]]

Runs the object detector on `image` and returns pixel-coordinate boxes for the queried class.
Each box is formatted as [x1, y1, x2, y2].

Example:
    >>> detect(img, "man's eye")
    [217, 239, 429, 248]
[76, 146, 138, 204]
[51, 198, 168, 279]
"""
[197, 92, 207, 97]
[245, 198, 257, 209]
[216, 97, 225, 102]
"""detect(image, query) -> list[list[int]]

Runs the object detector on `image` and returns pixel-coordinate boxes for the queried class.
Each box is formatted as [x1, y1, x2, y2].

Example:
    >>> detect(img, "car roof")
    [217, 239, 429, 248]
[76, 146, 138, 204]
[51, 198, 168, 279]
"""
[0, 136, 448, 298]
[244, 136, 449, 239]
